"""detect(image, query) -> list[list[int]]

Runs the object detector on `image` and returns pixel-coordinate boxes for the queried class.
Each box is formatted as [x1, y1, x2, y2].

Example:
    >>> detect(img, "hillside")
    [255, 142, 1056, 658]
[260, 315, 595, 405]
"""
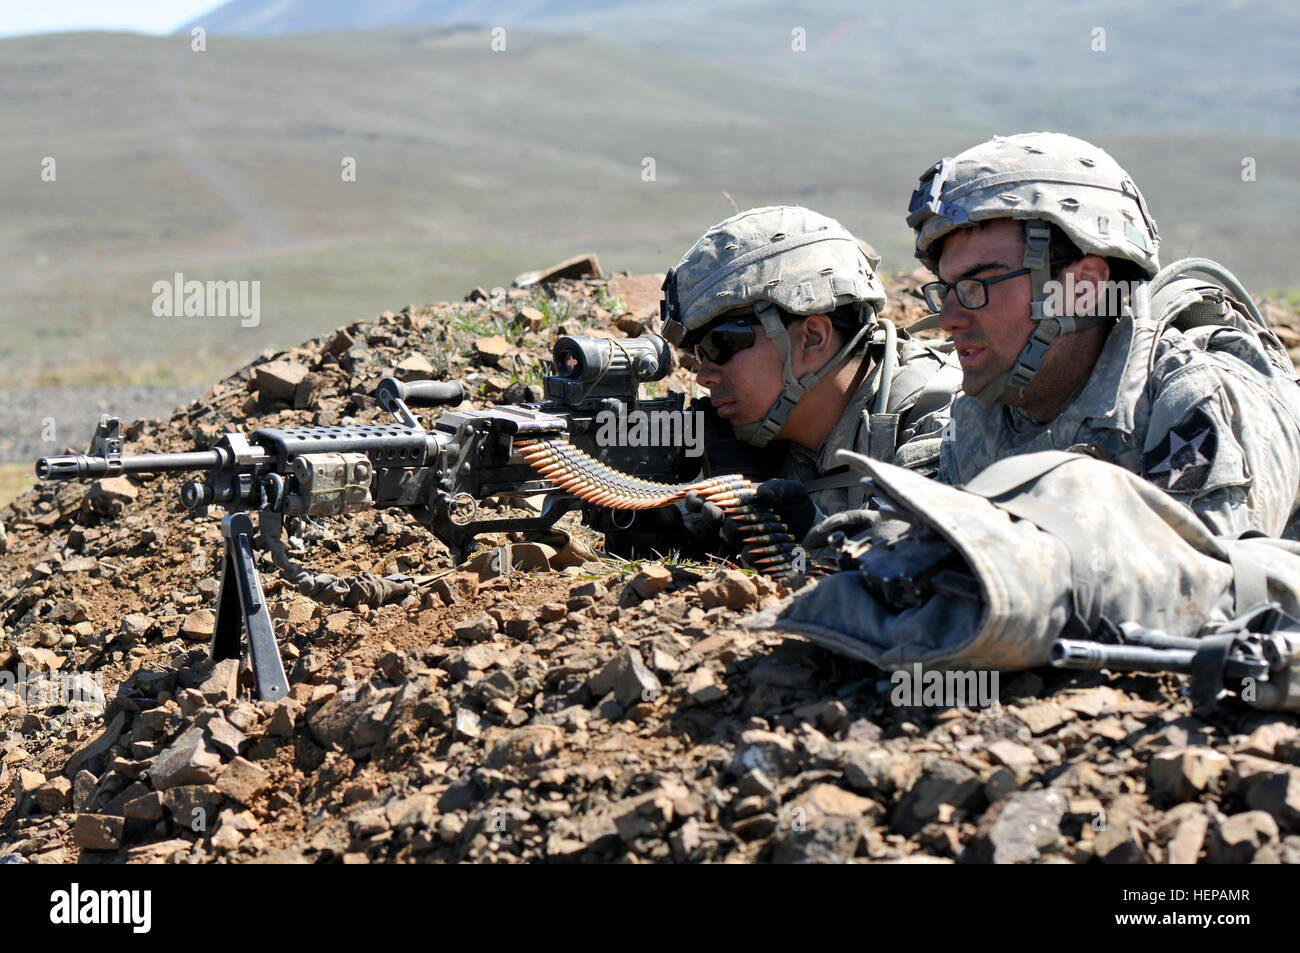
[4, 272, 1300, 866]
[2, 18, 1298, 401]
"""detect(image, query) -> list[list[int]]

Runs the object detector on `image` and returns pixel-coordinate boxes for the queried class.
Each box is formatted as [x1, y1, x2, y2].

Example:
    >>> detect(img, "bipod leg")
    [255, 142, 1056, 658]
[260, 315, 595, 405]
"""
[212, 512, 290, 702]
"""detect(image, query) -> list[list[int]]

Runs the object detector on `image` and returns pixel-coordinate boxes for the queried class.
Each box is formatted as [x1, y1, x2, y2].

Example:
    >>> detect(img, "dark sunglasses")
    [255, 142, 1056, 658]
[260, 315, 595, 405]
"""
[695, 315, 761, 366]
[921, 258, 1078, 312]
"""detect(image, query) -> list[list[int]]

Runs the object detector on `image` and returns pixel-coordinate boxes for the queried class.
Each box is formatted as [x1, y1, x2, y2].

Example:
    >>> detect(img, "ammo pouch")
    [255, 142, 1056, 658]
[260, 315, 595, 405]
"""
[750, 449, 1300, 688]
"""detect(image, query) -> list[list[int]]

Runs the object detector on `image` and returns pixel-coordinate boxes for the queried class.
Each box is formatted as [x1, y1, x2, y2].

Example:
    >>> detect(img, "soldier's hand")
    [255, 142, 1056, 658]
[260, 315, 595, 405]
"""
[752, 479, 817, 544]
[683, 491, 735, 548]
[802, 507, 881, 552]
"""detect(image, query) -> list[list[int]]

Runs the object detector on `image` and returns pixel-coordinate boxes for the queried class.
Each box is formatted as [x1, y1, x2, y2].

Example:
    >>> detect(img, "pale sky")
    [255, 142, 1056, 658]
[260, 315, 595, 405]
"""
[0, 0, 223, 38]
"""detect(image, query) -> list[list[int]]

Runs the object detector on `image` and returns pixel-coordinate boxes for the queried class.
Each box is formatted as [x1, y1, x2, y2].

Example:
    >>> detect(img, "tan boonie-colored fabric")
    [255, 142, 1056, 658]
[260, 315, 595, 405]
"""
[781, 335, 960, 517]
[938, 297, 1300, 539]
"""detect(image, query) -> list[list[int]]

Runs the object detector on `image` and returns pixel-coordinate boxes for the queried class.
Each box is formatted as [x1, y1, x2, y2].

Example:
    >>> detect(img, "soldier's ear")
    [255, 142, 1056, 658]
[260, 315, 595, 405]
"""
[1072, 255, 1110, 299]
[798, 313, 835, 360]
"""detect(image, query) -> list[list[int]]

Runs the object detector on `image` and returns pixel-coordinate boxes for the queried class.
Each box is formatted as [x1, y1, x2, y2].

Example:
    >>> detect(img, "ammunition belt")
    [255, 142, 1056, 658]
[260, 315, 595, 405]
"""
[515, 437, 806, 578]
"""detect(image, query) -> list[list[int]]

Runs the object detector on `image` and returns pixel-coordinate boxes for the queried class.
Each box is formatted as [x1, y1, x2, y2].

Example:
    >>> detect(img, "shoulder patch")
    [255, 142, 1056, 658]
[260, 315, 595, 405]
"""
[1142, 407, 1217, 494]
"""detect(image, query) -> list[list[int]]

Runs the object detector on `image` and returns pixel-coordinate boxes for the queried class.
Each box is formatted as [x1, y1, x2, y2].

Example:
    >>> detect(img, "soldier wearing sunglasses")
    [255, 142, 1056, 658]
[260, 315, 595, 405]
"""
[657, 206, 961, 561]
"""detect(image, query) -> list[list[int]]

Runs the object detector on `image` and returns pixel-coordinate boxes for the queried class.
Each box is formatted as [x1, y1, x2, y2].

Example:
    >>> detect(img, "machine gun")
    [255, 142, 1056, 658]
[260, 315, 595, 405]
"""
[1050, 603, 1300, 712]
[36, 333, 802, 700]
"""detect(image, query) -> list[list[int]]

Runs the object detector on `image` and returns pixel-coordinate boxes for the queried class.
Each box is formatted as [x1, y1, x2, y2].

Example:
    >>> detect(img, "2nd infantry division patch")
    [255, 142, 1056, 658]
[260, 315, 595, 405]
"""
[1143, 407, 1217, 493]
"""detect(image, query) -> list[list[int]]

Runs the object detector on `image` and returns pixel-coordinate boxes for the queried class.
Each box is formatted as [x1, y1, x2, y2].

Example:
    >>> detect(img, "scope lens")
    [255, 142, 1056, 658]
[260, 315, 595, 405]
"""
[554, 347, 584, 379]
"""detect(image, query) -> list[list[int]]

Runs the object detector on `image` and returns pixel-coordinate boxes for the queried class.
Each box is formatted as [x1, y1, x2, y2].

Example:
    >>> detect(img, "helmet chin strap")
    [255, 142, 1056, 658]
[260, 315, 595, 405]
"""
[732, 301, 875, 447]
[967, 221, 1111, 409]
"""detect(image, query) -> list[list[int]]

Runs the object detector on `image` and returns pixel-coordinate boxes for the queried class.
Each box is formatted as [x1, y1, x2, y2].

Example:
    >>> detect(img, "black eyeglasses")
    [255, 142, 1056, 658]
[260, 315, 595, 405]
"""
[695, 315, 761, 366]
[921, 258, 1077, 312]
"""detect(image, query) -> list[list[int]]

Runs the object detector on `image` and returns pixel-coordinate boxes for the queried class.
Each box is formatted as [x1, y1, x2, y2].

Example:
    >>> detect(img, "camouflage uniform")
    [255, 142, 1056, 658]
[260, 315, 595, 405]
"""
[938, 298, 1300, 539]
[751, 134, 1300, 712]
[752, 449, 1300, 710]
[902, 132, 1300, 538]
[782, 335, 957, 516]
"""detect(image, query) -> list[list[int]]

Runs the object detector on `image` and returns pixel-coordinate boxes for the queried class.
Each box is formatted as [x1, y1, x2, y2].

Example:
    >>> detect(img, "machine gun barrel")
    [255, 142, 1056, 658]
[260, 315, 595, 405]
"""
[1050, 639, 1196, 673]
[36, 449, 228, 480]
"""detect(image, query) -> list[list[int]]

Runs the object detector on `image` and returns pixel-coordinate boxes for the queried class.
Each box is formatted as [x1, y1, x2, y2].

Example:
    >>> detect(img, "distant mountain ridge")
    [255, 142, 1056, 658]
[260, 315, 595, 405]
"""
[180, 0, 638, 34]
[179, 0, 1300, 141]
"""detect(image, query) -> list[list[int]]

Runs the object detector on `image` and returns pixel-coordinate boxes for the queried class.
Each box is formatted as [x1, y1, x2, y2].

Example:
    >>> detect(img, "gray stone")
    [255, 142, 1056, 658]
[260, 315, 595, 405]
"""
[267, 699, 303, 738]
[732, 730, 802, 779]
[1244, 768, 1300, 832]
[569, 580, 608, 601]
[982, 767, 1018, 804]
[12, 768, 45, 812]
[205, 717, 248, 760]
[611, 789, 675, 841]
[1147, 747, 1230, 803]
[118, 614, 156, 642]
[771, 785, 880, 864]
[1167, 812, 1209, 865]
[588, 648, 660, 708]
[101, 780, 150, 817]
[476, 669, 518, 704]
[197, 657, 238, 701]
[629, 566, 673, 600]
[308, 691, 370, 747]
[63, 710, 127, 777]
[394, 354, 434, 381]
[161, 785, 226, 831]
[386, 793, 438, 831]
[486, 725, 563, 769]
[1207, 811, 1279, 864]
[453, 612, 498, 643]
[1096, 816, 1151, 864]
[842, 747, 916, 799]
[986, 739, 1038, 776]
[71, 770, 97, 812]
[437, 779, 480, 813]
[149, 727, 222, 789]
[89, 477, 137, 510]
[791, 699, 849, 733]
[893, 761, 983, 836]
[454, 708, 481, 741]
[255, 360, 312, 405]
[686, 668, 725, 705]
[966, 790, 1066, 864]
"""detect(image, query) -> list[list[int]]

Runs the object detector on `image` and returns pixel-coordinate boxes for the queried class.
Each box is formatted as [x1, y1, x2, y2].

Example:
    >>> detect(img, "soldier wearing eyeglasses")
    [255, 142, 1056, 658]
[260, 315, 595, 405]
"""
[747, 134, 1300, 703]
[907, 132, 1300, 538]
[657, 205, 961, 555]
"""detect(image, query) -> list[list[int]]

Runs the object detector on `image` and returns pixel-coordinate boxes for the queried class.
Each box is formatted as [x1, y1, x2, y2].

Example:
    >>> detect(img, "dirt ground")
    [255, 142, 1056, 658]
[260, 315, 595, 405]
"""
[4, 271, 1300, 864]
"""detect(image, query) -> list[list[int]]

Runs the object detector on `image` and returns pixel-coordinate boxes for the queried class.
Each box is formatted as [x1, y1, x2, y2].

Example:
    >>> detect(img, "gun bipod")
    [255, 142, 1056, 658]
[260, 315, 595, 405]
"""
[211, 512, 290, 702]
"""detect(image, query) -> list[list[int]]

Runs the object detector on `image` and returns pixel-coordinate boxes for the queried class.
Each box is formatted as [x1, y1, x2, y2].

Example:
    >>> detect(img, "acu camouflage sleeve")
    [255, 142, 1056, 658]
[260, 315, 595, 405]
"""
[1141, 328, 1300, 539]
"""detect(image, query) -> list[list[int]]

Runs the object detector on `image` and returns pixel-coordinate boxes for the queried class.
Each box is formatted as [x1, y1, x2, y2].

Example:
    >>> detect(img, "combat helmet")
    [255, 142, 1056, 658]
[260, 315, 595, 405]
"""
[660, 205, 886, 446]
[906, 132, 1161, 406]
